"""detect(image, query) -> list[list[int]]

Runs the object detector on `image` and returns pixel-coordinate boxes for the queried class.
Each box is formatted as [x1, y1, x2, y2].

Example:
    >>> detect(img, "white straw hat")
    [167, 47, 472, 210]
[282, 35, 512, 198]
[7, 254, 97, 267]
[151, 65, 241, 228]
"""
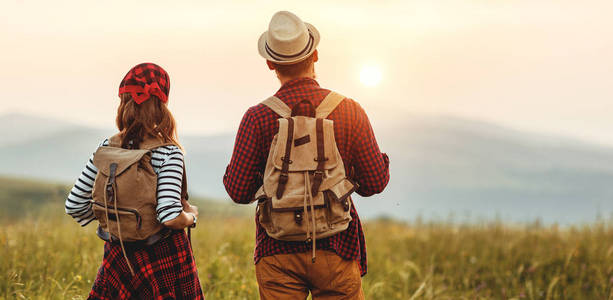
[258, 11, 320, 65]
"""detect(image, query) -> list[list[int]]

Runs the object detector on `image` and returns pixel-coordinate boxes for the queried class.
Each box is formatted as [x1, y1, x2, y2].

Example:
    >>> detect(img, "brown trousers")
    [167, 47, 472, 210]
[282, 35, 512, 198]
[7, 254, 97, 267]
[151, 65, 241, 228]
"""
[255, 250, 365, 300]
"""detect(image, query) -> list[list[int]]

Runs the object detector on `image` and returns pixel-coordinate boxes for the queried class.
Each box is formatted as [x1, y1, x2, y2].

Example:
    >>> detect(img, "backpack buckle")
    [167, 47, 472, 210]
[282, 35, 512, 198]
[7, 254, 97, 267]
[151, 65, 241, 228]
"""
[276, 174, 289, 199]
[279, 173, 289, 184]
[313, 170, 325, 181]
[311, 170, 325, 195]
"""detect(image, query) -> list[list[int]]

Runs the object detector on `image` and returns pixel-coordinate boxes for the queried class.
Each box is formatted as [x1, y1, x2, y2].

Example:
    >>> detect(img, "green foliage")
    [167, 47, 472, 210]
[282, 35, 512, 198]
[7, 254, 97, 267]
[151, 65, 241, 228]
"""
[0, 177, 612, 299]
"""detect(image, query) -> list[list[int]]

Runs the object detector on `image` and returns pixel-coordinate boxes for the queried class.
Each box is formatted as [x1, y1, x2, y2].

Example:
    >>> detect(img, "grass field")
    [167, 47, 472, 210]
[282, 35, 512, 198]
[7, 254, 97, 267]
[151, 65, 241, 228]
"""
[1, 177, 612, 299]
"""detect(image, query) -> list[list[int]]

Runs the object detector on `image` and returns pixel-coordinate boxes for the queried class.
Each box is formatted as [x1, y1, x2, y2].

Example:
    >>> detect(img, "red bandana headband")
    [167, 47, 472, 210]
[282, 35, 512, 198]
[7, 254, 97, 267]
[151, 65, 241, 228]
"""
[118, 63, 170, 104]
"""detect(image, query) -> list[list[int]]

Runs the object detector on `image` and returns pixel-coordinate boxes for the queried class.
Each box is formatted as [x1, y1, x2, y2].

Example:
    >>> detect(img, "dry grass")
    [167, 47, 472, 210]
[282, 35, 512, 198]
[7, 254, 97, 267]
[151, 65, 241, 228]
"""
[1, 177, 612, 299]
[1, 205, 612, 299]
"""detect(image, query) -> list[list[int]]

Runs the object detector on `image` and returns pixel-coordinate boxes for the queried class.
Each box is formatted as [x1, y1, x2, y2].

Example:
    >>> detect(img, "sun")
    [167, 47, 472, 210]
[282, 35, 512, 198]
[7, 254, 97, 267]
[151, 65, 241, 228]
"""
[359, 64, 383, 87]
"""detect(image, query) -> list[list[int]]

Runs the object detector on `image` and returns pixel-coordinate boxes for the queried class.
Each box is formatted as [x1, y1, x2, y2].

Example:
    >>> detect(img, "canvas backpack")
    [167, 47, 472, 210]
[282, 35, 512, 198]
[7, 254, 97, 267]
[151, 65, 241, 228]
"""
[91, 134, 187, 274]
[254, 91, 358, 262]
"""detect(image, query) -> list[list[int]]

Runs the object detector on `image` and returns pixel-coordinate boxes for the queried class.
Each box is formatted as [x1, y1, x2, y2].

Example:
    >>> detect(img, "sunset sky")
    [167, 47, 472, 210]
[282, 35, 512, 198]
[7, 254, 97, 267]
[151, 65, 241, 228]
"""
[2, 0, 613, 145]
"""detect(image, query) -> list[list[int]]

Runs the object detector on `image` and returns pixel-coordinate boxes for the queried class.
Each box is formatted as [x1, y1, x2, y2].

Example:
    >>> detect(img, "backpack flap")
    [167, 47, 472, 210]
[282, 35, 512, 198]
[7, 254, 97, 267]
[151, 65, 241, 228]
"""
[271, 193, 326, 210]
[271, 116, 339, 172]
[266, 178, 356, 211]
[93, 146, 150, 176]
[326, 178, 357, 204]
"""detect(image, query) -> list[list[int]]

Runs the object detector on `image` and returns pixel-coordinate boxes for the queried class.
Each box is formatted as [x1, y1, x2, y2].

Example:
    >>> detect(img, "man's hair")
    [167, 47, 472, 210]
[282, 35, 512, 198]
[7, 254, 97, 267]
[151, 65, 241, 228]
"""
[271, 54, 315, 78]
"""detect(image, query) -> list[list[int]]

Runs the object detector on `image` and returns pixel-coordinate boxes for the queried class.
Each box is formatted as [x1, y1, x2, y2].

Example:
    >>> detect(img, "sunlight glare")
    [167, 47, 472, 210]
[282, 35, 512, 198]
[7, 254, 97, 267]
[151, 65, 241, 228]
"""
[359, 64, 383, 87]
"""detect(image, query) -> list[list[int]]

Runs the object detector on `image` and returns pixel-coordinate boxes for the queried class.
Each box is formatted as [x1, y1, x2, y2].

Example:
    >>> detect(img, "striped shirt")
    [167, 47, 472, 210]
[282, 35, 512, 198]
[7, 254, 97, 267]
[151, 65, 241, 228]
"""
[65, 139, 185, 226]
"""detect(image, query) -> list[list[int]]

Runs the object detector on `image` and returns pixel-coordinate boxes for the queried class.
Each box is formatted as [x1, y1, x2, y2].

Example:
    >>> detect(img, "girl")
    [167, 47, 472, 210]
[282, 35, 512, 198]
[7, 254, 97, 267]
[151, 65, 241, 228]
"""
[65, 63, 204, 299]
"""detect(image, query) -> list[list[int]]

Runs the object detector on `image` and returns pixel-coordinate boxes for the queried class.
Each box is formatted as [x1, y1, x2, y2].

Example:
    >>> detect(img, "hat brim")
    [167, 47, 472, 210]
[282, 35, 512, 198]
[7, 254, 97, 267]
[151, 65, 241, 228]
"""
[258, 23, 320, 65]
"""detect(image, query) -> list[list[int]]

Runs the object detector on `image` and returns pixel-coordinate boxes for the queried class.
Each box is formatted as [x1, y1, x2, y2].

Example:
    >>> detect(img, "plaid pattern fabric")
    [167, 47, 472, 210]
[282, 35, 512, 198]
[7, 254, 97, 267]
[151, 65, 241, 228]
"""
[223, 78, 390, 276]
[118, 63, 170, 104]
[88, 230, 204, 299]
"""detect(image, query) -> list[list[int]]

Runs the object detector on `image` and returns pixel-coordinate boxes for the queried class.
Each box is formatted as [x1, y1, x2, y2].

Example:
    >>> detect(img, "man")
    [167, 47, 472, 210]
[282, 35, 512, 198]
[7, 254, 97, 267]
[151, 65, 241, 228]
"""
[223, 11, 390, 299]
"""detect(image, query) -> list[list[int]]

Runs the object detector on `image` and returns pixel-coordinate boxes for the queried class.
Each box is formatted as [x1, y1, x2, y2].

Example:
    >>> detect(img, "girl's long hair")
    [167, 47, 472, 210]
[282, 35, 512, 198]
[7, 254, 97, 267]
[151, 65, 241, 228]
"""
[116, 93, 181, 149]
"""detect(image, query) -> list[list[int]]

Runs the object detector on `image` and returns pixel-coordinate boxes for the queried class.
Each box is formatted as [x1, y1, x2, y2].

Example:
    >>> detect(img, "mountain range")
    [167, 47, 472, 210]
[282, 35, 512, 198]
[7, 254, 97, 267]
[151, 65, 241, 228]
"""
[2, 112, 612, 224]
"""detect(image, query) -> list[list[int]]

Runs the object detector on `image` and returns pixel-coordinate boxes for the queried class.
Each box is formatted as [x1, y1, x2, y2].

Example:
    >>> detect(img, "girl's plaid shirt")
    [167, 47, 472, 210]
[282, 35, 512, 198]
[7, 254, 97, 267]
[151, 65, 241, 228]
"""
[224, 78, 390, 275]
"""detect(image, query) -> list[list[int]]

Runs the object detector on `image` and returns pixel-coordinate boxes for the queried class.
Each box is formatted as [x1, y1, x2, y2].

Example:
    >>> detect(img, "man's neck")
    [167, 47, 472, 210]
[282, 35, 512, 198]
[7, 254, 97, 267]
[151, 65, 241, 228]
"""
[278, 73, 315, 85]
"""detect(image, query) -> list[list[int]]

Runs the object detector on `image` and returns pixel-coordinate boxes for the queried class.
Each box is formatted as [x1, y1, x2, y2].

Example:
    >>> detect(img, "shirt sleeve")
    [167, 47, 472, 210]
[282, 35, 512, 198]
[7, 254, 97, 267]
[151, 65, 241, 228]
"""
[155, 147, 185, 223]
[65, 139, 108, 226]
[223, 107, 262, 204]
[351, 103, 390, 197]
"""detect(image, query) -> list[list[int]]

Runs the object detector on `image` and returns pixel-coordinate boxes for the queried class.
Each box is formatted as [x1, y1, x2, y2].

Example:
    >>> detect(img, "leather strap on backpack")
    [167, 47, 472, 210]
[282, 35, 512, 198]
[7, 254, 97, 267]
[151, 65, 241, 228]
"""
[276, 118, 294, 199]
[311, 118, 326, 196]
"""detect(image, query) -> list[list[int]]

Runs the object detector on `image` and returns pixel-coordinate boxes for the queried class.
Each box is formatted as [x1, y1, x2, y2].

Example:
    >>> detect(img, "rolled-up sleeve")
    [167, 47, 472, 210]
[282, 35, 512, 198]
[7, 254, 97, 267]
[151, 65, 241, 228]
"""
[351, 104, 390, 197]
[155, 148, 184, 223]
[223, 108, 262, 204]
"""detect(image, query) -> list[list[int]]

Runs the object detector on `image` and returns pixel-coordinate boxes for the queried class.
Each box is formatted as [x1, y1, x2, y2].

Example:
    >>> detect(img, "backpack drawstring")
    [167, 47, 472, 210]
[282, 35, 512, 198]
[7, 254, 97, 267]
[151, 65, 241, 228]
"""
[302, 173, 310, 251]
[112, 181, 135, 275]
[304, 172, 317, 263]
[104, 170, 135, 276]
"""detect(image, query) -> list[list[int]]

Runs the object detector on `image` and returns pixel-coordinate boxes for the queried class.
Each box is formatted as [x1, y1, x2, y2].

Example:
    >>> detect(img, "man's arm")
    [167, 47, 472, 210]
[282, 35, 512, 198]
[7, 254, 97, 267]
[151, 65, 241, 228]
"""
[223, 108, 262, 204]
[351, 103, 390, 197]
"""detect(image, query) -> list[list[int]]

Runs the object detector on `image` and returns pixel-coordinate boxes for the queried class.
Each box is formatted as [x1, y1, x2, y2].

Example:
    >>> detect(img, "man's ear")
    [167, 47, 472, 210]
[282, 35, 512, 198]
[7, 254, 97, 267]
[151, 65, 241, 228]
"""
[312, 50, 319, 63]
[266, 60, 276, 70]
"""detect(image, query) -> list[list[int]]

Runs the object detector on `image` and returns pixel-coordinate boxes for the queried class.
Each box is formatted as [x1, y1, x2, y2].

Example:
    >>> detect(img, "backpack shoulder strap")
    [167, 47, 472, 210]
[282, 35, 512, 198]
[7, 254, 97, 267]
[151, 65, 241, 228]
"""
[180, 164, 189, 201]
[106, 134, 176, 150]
[261, 96, 291, 118]
[107, 134, 122, 147]
[316, 91, 346, 119]
[140, 138, 177, 150]
[141, 138, 190, 200]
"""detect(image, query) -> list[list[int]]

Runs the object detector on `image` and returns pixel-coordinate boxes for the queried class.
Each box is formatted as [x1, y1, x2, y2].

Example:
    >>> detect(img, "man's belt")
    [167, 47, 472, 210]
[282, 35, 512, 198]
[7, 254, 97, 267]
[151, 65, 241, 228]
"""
[96, 226, 173, 247]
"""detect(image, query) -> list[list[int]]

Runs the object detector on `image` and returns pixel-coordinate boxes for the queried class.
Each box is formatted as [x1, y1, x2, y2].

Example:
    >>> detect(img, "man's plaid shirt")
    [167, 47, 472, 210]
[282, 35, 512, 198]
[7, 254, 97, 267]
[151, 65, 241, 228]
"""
[223, 78, 390, 275]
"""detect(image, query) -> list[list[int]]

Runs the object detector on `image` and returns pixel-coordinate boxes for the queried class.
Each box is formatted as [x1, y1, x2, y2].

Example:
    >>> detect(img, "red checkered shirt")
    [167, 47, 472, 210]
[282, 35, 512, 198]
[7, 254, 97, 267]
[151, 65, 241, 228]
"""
[223, 78, 390, 276]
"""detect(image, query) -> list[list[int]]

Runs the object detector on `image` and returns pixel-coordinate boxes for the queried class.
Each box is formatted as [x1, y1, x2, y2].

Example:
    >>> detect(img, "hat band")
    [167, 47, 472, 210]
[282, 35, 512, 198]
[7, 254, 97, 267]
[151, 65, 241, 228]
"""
[265, 31, 314, 61]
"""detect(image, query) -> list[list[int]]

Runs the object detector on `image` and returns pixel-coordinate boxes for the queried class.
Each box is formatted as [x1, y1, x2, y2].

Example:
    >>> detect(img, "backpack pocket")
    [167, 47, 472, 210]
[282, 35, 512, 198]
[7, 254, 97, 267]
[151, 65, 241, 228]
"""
[257, 194, 330, 241]
[323, 178, 356, 229]
[92, 201, 143, 241]
[256, 196, 272, 229]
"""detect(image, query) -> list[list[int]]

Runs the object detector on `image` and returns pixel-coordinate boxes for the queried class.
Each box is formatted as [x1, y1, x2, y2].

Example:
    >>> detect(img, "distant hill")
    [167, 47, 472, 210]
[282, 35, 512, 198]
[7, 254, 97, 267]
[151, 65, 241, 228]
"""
[1, 113, 79, 146]
[372, 116, 613, 223]
[0, 176, 250, 221]
[0, 176, 69, 220]
[1, 113, 612, 224]
[0, 114, 231, 201]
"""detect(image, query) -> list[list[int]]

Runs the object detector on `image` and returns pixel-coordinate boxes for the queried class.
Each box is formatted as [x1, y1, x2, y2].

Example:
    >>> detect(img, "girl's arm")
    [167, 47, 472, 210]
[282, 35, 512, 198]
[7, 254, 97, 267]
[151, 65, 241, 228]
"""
[65, 139, 108, 226]
[155, 146, 194, 229]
